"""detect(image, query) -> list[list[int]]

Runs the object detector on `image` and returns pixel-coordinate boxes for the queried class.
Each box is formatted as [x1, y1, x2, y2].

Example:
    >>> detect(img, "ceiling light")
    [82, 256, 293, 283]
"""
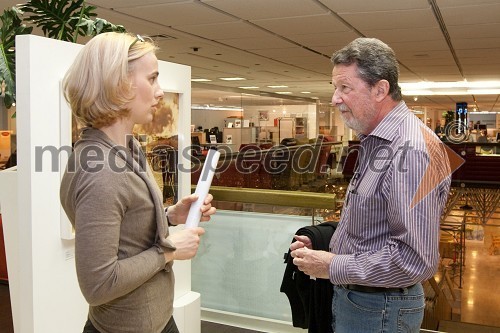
[191, 78, 212, 82]
[275, 92, 292, 94]
[191, 105, 244, 111]
[400, 80, 500, 96]
[467, 89, 500, 95]
[238, 86, 259, 89]
[403, 89, 500, 96]
[401, 80, 500, 89]
[301, 91, 311, 94]
[267, 85, 288, 88]
[219, 77, 246, 81]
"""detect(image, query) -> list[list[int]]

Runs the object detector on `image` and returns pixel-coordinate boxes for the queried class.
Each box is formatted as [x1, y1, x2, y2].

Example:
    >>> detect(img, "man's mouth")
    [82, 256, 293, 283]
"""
[338, 105, 350, 113]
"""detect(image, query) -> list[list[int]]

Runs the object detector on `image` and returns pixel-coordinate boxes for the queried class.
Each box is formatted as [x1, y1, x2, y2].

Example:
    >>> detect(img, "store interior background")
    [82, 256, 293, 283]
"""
[1, 0, 500, 332]
[1, 0, 500, 136]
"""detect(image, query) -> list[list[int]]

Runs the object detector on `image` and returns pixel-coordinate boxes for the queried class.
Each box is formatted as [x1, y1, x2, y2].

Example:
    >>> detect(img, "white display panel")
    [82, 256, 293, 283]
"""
[1, 34, 194, 333]
[191, 210, 309, 322]
[59, 81, 75, 240]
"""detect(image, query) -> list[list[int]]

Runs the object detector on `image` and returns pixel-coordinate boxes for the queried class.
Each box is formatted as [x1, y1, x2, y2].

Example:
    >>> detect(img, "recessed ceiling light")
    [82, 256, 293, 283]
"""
[191, 78, 212, 82]
[191, 105, 244, 111]
[267, 85, 288, 88]
[276, 92, 292, 94]
[400, 80, 500, 95]
[219, 77, 246, 81]
[301, 91, 311, 94]
[238, 86, 259, 89]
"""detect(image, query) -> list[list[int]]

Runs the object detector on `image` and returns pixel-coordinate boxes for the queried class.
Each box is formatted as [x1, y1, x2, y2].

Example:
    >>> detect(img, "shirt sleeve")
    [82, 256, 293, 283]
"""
[73, 168, 166, 306]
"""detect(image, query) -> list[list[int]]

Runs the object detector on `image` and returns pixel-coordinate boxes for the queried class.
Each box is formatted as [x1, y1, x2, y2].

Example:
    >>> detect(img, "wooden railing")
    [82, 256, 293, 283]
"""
[195, 185, 337, 224]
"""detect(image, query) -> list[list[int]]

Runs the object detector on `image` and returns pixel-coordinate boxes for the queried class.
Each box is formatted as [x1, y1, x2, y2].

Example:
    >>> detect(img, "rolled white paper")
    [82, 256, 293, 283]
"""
[185, 148, 220, 228]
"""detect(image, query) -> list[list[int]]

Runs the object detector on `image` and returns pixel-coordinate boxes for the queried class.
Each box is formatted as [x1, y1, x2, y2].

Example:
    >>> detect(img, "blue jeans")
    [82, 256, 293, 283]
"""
[332, 283, 425, 333]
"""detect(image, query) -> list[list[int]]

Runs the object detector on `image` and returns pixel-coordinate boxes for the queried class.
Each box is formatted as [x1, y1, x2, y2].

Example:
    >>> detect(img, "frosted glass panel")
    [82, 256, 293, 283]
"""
[192, 210, 310, 322]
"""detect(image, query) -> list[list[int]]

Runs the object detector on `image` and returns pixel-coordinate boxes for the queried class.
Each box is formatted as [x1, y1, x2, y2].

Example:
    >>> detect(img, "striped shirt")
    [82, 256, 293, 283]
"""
[329, 101, 451, 288]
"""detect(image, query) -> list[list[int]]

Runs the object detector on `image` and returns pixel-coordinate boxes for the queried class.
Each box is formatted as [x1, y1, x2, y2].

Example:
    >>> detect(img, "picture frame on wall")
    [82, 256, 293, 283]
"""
[226, 134, 233, 144]
[259, 111, 269, 121]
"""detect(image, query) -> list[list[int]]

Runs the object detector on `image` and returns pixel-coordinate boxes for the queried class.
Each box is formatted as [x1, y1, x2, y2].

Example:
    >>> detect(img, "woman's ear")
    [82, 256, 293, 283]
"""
[374, 80, 390, 102]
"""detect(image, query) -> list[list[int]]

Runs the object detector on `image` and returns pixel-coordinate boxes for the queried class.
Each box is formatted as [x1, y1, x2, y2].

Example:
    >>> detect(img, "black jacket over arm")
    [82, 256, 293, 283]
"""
[280, 221, 337, 333]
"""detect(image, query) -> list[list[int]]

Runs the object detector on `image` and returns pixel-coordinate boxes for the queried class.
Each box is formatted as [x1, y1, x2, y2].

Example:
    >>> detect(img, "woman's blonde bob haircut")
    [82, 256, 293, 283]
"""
[63, 32, 158, 128]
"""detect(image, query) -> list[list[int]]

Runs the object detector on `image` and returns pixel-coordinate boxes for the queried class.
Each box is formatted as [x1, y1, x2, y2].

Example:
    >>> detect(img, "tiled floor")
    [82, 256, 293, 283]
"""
[442, 200, 500, 328]
[459, 236, 500, 327]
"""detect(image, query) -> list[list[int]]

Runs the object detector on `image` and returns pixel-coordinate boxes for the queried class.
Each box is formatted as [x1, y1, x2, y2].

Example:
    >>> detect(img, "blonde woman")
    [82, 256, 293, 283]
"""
[61, 32, 215, 333]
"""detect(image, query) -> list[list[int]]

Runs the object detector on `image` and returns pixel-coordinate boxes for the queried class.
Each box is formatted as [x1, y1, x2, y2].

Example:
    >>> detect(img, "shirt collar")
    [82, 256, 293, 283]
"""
[359, 101, 409, 142]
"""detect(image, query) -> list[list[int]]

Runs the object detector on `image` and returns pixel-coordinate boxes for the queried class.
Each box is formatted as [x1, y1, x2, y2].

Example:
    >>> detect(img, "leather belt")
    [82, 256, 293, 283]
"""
[341, 284, 411, 293]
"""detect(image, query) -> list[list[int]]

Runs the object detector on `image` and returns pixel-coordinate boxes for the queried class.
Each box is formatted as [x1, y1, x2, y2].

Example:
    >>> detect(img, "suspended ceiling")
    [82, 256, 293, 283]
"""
[3, 0, 500, 112]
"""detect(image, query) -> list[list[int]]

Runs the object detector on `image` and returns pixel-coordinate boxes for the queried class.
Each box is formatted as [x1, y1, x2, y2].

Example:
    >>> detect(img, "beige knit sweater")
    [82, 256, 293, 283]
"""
[60, 127, 176, 333]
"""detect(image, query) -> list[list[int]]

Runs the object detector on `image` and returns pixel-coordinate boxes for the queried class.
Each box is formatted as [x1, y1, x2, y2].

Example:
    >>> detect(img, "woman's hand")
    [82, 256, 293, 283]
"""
[167, 193, 216, 225]
[166, 227, 205, 261]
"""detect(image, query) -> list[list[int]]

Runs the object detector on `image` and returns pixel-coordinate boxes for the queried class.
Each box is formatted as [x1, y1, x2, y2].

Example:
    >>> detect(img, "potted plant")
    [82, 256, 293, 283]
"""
[0, 0, 126, 110]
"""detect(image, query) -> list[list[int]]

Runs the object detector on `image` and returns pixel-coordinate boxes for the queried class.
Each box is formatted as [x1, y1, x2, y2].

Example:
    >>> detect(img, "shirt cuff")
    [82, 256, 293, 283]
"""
[329, 254, 352, 284]
[152, 244, 175, 272]
[164, 206, 176, 226]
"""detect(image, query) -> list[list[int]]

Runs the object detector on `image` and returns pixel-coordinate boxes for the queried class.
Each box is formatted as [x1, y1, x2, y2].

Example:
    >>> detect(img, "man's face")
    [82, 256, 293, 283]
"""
[331, 63, 378, 135]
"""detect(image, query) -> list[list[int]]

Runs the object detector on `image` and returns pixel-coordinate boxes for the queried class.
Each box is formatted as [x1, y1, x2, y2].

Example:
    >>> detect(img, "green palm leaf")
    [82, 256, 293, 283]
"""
[76, 17, 125, 36]
[0, 7, 33, 109]
[0, 0, 126, 109]
[19, 0, 96, 42]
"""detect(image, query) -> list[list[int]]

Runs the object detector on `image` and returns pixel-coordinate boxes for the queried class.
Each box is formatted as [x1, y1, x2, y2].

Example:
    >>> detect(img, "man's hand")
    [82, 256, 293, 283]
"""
[290, 247, 334, 279]
[290, 235, 312, 251]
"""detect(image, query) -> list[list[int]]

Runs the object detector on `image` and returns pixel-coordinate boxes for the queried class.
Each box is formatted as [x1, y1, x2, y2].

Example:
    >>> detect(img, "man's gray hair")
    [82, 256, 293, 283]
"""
[331, 38, 402, 101]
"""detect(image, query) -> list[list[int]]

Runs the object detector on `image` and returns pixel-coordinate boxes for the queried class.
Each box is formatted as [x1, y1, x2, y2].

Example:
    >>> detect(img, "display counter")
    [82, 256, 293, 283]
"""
[445, 142, 500, 185]
[191, 137, 340, 191]
[340, 141, 500, 186]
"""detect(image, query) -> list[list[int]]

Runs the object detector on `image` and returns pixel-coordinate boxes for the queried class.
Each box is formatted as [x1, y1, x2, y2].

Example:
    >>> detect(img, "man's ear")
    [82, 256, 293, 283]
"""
[374, 80, 390, 102]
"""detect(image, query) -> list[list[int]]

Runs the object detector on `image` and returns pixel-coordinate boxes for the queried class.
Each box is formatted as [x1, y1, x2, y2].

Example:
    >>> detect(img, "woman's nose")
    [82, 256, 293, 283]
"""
[156, 88, 164, 100]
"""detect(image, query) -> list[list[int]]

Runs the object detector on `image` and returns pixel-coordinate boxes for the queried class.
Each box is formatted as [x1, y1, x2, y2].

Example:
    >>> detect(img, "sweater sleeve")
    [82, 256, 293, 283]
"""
[73, 167, 166, 306]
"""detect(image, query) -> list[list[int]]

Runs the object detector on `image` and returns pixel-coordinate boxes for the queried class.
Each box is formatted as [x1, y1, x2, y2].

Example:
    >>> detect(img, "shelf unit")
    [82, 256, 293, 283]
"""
[222, 127, 258, 150]
[295, 117, 307, 138]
